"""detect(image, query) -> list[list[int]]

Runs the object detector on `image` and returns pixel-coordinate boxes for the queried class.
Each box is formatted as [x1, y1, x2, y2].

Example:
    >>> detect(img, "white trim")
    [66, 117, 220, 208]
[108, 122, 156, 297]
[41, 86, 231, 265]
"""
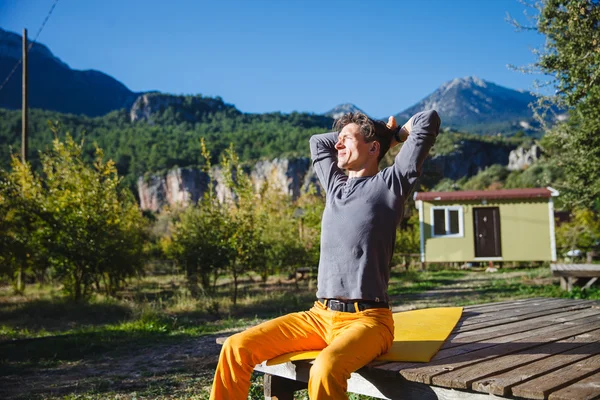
[547, 186, 560, 197]
[416, 200, 425, 262]
[430, 206, 464, 238]
[474, 257, 503, 261]
[548, 198, 557, 262]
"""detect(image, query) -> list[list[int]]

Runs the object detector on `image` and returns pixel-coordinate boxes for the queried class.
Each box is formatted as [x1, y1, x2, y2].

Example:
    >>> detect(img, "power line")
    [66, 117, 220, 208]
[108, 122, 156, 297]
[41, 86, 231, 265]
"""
[0, 0, 60, 94]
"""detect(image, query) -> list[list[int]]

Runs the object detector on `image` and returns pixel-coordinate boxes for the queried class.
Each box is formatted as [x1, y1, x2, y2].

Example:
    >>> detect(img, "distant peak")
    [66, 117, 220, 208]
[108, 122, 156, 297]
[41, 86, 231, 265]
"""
[441, 76, 489, 92]
[462, 76, 486, 85]
[393, 76, 542, 135]
[330, 103, 362, 111]
[324, 103, 367, 119]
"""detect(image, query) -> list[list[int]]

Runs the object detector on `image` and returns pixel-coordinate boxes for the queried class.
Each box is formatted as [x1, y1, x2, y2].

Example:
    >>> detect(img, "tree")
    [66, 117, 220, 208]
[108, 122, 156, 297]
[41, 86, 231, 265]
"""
[221, 144, 267, 305]
[294, 189, 325, 276]
[0, 157, 47, 292]
[395, 212, 421, 257]
[39, 134, 146, 300]
[513, 0, 600, 209]
[169, 198, 234, 296]
[257, 182, 310, 288]
[535, 0, 600, 110]
[556, 208, 600, 258]
[0, 132, 146, 300]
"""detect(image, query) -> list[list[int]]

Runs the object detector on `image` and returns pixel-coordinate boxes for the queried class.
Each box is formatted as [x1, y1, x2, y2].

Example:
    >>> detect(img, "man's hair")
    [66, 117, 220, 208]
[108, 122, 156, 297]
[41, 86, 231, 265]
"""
[333, 112, 394, 162]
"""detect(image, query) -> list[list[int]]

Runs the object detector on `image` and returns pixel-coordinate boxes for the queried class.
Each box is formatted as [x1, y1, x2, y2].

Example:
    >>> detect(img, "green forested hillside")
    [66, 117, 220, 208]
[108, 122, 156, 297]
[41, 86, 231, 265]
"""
[0, 105, 333, 187]
[1, 92, 547, 198]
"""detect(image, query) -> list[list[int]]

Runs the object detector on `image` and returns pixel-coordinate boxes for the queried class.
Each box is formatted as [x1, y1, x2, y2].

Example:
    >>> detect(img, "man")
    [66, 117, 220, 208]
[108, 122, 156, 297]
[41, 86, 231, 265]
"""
[210, 110, 441, 399]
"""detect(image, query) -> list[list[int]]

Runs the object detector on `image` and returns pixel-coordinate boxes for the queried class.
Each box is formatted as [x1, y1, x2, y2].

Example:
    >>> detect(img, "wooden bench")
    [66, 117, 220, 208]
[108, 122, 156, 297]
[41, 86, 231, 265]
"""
[551, 263, 600, 291]
[217, 298, 600, 399]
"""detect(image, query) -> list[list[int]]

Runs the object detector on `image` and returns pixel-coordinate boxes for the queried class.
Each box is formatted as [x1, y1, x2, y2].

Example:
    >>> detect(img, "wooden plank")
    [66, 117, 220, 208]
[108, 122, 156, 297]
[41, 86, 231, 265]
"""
[548, 371, 600, 400]
[471, 341, 600, 397]
[432, 308, 600, 358]
[552, 264, 600, 271]
[453, 302, 594, 333]
[375, 310, 600, 374]
[457, 300, 587, 327]
[348, 369, 515, 400]
[463, 297, 552, 308]
[445, 306, 599, 345]
[216, 336, 227, 345]
[255, 360, 311, 382]
[456, 299, 590, 323]
[463, 298, 558, 312]
[256, 360, 513, 400]
[395, 315, 600, 385]
[450, 305, 590, 338]
[461, 298, 591, 317]
[583, 277, 598, 290]
[431, 328, 600, 390]
[552, 264, 600, 278]
[553, 270, 600, 278]
[511, 353, 600, 399]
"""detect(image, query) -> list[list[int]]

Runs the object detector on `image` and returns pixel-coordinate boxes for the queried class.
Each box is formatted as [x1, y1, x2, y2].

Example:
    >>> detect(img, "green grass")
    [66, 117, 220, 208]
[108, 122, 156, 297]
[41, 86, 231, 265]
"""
[387, 268, 469, 296]
[388, 266, 600, 305]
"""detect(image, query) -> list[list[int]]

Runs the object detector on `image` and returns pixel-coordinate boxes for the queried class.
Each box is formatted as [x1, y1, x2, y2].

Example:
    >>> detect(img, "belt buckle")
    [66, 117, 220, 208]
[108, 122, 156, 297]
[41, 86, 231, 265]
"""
[329, 300, 344, 312]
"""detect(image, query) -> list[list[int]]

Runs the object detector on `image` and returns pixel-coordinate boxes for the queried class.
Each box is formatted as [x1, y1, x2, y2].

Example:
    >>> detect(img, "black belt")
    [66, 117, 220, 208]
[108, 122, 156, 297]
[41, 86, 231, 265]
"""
[319, 298, 389, 313]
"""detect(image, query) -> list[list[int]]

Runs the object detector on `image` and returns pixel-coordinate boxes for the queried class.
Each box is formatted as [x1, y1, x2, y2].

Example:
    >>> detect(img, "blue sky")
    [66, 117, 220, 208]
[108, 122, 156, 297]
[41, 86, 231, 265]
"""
[0, 0, 546, 117]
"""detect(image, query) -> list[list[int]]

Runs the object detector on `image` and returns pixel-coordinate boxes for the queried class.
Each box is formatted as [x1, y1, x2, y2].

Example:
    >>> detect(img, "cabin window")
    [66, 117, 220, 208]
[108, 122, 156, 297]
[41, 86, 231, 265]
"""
[431, 206, 464, 237]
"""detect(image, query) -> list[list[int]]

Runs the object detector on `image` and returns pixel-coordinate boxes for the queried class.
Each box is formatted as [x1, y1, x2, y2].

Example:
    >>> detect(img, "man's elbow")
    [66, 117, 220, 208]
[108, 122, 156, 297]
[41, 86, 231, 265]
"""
[417, 110, 441, 136]
[309, 135, 320, 160]
[424, 110, 441, 127]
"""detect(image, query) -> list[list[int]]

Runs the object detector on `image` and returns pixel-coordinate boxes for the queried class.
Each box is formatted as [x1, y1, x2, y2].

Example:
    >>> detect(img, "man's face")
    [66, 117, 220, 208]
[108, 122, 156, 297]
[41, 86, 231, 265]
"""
[335, 123, 373, 171]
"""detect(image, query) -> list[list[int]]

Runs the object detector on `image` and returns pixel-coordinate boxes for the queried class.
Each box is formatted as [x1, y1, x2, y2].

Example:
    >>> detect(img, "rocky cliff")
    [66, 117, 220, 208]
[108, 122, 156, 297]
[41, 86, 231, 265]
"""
[137, 168, 211, 211]
[129, 93, 238, 123]
[507, 144, 542, 171]
[138, 140, 540, 211]
[425, 139, 517, 182]
[137, 158, 319, 211]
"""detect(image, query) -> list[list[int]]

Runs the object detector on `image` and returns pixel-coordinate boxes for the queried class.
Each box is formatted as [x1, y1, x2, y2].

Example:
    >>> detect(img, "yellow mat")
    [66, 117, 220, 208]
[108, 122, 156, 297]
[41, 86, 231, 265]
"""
[266, 307, 463, 366]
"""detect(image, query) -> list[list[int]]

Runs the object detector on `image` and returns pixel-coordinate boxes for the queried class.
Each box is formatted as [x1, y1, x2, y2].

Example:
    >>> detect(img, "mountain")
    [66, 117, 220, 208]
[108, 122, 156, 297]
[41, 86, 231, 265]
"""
[324, 103, 367, 119]
[0, 28, 138, 117]
[395, 76, 544, 135]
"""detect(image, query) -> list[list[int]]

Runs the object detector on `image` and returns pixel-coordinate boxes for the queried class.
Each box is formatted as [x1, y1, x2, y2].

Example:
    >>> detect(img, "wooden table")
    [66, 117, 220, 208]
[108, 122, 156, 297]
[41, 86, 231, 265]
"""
[254, 298, 600, 400]
[551, 264, 600, 292]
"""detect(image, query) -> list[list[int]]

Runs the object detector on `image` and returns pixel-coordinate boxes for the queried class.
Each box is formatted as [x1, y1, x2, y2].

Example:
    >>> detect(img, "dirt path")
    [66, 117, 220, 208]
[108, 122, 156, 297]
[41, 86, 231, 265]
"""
[0, 333, 227, 399]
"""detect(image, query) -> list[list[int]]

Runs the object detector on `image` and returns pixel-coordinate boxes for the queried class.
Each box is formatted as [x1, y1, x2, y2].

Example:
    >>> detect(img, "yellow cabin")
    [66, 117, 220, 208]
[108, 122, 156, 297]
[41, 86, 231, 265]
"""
[413, 188, 559, 263]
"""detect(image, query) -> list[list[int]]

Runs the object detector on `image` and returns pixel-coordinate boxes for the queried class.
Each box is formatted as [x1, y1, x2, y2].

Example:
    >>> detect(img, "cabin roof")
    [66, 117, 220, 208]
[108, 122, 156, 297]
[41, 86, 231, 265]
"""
[414, 187, 558, 202]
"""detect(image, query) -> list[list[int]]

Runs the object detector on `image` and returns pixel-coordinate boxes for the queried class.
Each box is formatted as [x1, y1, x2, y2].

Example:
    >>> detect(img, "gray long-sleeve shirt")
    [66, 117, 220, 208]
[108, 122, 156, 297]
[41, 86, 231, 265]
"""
[309, 110, 440, 303]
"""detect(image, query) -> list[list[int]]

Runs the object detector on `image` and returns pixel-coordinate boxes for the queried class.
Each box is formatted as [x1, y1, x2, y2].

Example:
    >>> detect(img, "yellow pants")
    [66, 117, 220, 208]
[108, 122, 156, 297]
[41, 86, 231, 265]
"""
[210, 300, 394, 400]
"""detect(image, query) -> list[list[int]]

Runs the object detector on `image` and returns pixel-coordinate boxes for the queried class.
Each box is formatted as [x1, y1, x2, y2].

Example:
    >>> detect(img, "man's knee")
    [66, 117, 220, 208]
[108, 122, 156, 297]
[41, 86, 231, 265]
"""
[310, 353, 349, 383]
[224, 331, 246, 349]
[222, 332, 255, 363]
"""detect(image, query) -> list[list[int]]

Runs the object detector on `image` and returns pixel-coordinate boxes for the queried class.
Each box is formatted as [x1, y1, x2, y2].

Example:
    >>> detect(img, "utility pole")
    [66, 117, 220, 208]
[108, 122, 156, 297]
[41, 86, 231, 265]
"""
[22, 28, 28, 163]
[17, 28, 28, 294]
